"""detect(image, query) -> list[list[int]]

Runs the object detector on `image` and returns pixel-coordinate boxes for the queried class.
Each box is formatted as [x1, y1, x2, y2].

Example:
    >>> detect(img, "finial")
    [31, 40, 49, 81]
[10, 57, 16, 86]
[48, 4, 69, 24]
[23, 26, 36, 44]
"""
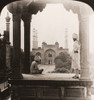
[5, 12, 11, 22]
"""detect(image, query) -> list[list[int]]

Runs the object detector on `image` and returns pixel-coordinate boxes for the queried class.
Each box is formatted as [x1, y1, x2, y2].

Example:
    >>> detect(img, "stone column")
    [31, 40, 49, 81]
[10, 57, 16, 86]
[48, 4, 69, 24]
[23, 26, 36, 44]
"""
[22, 13, 31, 74]
[79, 15, 90, 80]
[12, 14, 22, 79]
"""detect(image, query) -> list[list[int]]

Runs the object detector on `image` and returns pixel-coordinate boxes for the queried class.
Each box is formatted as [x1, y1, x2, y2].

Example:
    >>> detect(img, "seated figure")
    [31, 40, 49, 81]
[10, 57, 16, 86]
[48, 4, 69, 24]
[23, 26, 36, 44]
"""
[30, 56, 43, 74]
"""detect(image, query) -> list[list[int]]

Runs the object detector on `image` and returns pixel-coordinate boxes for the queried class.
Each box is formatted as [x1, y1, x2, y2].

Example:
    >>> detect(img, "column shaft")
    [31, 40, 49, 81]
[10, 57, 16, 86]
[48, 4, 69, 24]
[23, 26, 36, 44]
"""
[12, 14, 22, 79]
[79, 16, 90, 80]
[6, 23, 10, 32]
[23, 14, 31, 74]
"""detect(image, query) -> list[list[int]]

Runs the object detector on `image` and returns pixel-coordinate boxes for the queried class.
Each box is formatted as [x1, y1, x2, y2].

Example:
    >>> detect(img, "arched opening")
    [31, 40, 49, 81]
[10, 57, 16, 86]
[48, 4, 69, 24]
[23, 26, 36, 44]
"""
[36, 52, 41, 57]
[0, 0, 93, 79]
[44, 49, 56, 65]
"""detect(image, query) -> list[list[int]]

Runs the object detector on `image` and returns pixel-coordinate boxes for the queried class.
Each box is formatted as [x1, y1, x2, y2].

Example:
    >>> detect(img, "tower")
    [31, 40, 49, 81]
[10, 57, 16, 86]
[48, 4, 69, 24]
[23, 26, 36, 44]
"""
[5, 12, 11, 70]
[5, 12, 11, 41]
[64, 28, 68, 48]
[5, 12, 11, 32]
[32, 28, 38, 49]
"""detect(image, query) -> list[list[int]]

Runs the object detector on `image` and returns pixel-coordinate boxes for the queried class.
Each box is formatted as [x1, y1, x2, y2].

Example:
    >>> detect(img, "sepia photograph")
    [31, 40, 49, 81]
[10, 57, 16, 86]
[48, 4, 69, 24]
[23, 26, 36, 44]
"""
[0, 0, 94, 100]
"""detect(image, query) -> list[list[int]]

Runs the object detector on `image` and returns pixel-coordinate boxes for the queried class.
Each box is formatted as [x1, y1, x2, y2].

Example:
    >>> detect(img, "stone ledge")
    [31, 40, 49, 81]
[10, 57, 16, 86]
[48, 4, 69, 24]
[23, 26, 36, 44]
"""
[8, 73, 93, 86]
[8, 80, 93, 87]
[8, 73, 93, 100]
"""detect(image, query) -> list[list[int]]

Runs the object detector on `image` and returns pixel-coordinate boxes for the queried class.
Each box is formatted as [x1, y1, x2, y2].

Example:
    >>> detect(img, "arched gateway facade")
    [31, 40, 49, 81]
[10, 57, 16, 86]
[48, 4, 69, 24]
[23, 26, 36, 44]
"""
[32, 42, 68, 65]
[3, 0, 94, 100]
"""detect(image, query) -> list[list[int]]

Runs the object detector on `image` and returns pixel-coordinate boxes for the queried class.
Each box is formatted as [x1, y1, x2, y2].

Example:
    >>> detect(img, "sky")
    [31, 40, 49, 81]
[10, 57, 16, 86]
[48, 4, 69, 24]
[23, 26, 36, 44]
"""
[0, 3, 94, 53]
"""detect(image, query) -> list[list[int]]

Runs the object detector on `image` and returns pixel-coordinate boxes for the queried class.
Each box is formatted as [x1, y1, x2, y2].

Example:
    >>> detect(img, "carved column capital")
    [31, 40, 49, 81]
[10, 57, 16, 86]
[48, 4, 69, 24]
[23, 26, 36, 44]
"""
[28, 1, 46, 14]
[13, 14, 21, 22]
[7, 1, 23, 15]
[22, 13, 31, 22]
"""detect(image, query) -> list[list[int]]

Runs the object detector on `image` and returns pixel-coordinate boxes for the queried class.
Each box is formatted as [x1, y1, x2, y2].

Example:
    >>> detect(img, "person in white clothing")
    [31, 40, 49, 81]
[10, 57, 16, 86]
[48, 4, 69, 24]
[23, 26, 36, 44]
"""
[72, 33, 80, 79]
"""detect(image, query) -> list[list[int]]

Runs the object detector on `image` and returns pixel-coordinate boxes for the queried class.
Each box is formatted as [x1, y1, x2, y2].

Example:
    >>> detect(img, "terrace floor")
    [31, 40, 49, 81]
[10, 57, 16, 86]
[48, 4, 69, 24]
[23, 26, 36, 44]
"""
[23, 73, 78, 80]
[23, 64, 78, 80]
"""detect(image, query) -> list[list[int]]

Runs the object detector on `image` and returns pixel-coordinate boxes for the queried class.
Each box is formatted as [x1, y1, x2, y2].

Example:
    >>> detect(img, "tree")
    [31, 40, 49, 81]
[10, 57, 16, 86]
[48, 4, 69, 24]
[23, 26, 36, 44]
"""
[53, 52, 72, 73]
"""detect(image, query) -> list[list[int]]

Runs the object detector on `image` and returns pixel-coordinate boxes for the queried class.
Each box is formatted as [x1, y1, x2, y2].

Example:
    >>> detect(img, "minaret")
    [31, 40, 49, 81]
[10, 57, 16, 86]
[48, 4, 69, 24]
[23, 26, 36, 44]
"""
[64, 28, 68, 48]
[5, 12, 11, 32]
[5, 12, 11, 41]
[5, 12, 11, 70]
[32, 28, 38, 49]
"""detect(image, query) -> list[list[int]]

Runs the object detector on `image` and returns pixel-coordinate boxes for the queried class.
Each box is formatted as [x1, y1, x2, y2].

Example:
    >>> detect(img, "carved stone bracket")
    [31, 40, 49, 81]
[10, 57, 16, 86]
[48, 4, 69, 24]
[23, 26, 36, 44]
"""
[28, 1, 46, 14]
[13, 14, 22, 22]
[22, 13, 31, 22]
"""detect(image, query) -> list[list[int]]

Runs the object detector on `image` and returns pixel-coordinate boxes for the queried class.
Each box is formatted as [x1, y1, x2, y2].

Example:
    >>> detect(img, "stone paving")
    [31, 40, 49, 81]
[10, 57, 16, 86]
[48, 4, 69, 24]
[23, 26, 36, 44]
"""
[38, 64, 55, 73]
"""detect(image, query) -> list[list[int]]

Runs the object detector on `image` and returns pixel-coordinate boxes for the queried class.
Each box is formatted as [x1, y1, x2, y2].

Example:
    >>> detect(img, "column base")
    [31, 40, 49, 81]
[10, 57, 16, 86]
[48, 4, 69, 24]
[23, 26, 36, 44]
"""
[11, 68, 23, 79]
[11, 74, 23, 79]
[80, 67, 90, 80]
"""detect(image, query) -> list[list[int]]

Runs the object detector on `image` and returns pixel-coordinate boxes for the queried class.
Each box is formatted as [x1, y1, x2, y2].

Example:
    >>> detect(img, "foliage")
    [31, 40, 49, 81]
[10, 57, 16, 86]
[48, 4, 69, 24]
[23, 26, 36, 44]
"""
[53, 52, 72, 73]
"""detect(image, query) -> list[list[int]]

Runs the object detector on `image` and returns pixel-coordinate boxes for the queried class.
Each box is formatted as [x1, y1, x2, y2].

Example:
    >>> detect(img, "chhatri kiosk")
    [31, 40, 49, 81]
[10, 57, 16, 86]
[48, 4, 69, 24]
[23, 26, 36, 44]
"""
[7, 0, 93, 100]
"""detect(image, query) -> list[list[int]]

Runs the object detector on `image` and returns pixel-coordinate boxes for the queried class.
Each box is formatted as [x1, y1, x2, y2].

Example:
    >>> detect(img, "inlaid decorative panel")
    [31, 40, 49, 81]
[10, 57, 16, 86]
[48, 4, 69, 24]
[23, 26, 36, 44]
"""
[64, 87, 85, 97]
